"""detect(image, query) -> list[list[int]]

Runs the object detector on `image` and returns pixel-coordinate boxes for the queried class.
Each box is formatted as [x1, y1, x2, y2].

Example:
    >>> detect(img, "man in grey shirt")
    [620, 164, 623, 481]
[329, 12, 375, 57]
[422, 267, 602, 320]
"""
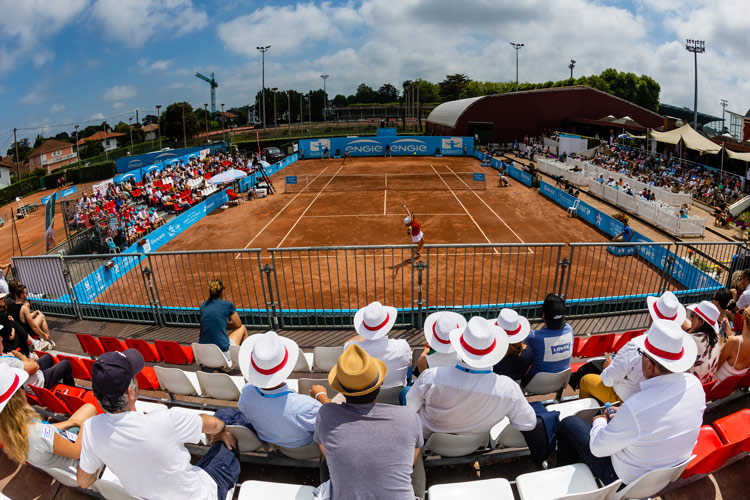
[314, 344, 425, 500]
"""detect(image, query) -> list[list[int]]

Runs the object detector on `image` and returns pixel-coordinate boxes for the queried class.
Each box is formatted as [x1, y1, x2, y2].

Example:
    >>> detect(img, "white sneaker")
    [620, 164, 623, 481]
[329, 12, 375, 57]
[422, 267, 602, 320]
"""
[32, 339, 51, 351]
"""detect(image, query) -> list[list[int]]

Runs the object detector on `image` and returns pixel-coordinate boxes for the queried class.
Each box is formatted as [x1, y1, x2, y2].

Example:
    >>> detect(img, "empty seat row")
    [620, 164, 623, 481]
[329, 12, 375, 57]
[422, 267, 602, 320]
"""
[573, 329, 645, 359]
[701, 372, 750, 402]
[682, 408, 750, 479]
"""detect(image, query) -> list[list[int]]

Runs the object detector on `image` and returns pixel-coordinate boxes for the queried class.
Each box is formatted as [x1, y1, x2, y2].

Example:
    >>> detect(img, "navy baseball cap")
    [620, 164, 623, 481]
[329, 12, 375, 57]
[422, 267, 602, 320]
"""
[543, 294, 566, 330]
[91, 349, 145, 400]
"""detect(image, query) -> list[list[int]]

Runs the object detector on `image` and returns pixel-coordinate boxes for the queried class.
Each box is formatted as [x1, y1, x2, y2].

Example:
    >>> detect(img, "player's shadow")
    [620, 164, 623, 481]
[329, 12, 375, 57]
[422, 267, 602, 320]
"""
[388, 258, 413, 277]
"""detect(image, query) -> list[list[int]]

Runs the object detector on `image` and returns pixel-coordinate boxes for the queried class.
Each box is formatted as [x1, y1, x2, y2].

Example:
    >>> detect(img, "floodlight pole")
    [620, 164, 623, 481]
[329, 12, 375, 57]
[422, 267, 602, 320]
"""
[74, 125, 80, 165]
[685, 39, 705, 130]
[321, 75, 330, 123]
[256, 45, 271, 130]
[128, 116, 133, 155]
[568, 59, 576, 79]
[155, 105, 162, 149]
[720, 99, 728, 133]
[272, 88, 278, 129]
[204, 103, 209, 139]
[510, 42, 524, 91]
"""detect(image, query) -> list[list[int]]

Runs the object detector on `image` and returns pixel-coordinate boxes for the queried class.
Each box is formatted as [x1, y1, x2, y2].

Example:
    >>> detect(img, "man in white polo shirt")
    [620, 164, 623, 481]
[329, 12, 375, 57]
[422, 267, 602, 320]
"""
[557, 319, 705, 485]
[407, 316, 537, 437]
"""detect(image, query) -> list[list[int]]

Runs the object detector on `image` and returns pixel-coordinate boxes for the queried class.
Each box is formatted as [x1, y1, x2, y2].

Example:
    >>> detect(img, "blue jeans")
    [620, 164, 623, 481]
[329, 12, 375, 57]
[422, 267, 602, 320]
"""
[197, 442, 240, 500]
[557, 416, 620, 485]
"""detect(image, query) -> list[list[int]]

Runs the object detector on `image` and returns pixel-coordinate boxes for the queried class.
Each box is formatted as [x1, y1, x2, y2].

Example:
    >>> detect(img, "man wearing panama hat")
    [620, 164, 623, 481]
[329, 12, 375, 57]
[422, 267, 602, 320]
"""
[315, 344, 425, 500]
[415, 311, 467, 373]
[407, 316, 537, 438]
[345, 301, 412, 389]
[237, 331, 323, 448]
[557, 319, 705, 486]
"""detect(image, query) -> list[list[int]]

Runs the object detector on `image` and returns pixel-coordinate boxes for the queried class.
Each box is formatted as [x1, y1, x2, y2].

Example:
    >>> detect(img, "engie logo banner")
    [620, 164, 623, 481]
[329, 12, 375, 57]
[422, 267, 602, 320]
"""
[299, 136, 474, 158]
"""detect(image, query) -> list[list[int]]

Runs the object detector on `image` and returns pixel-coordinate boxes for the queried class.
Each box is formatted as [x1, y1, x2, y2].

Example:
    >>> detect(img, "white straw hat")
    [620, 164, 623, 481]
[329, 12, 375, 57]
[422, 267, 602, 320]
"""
[632, 319, 697, 373]
[353, 301, 397, 340]
[687, 301, 720, 334]
[0, 364, 28, 414]
[424, 311, 466, 353]
[239, 331, 299, 389]
[646, 291, 686, 325]
[449, 316, 509, 369]
[495, 309, 531, 344]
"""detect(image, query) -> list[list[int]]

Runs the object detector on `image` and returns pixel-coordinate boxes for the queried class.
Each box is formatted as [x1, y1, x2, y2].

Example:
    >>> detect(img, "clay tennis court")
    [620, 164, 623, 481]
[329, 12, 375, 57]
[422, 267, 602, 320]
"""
[89, 157, 676, 318]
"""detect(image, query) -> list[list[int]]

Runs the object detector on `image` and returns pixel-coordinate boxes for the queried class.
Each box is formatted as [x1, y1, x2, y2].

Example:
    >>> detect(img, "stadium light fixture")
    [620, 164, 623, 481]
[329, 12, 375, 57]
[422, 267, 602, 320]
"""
[321, 75, 330, 123]
[568, 59, 576, 79]
[510, 43, 524, 92]
[685, 39, 705, 130]
[257, 45, 271, 130]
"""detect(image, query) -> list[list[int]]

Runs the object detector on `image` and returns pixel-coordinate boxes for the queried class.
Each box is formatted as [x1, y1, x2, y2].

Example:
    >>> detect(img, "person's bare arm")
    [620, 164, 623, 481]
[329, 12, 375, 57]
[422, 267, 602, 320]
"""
[200, 414, 237, 449]
[716, 338, 738, 371]
[413, 448, 421, 466]
[20, 305, 44, 337]
[11, 351, 39, 374]
[227, 312, 242, 330]
[309, 384, 331, 404]
[76, 467, 99, 489]
[318, 444, 327, 459]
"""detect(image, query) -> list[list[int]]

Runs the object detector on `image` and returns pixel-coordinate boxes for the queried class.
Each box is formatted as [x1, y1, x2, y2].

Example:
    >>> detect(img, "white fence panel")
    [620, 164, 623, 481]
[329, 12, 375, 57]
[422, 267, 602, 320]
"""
[678, 217, 706, 237]
[617, 193, 638, 212]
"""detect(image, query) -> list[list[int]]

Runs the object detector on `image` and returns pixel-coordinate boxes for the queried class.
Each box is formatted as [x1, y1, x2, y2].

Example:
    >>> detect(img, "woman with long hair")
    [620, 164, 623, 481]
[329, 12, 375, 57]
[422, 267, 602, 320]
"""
[7, 281, 52, 348]
[0, 364, 97, 469]
[715, 308, 750, 381]
[685, 301, 721, 383]
[199, 279, 247, 362]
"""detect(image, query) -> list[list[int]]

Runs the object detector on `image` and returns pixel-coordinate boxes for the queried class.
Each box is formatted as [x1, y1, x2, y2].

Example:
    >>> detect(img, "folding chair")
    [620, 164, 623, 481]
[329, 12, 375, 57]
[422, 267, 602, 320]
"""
[713, 408, 750, 452]
[577, 334, 615, 358]
[704, 374, 744, 401]
[76, 333, 105, 357]
[100, 336, 128, 353]
[56, 354, 92, 381]
[153, 366, 202, 396]
[124, 338, 162, 362]
[135, 366, 161, 391]
[227, 425, 266, 453]
[524, 368, 571, 400]
[516, 463, 622, 500]
[195, 371, 244, 401]
[154, 340, 194, 365]
[30, 386, 71, 415]
[312, 346, 344, 372]
[615, 456, 693, 499]
[424, 432, 489, 457]
[428, 478, 514, 500]
[191, 343, 232, 370]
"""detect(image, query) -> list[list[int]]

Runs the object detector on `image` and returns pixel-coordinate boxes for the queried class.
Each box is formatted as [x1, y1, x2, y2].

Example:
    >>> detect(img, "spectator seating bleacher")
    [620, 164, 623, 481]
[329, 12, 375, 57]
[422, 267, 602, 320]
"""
[124, 338, 162, 362]
[237, 480, 316, 500]
[516, 463, 622, 500]
[100, 336, 128, 352]
[154, 340, 195, 365]
[704, 374, 745, 401]
[76, 333, 105, 357]
[192, 343, 233, 371]
[153, 366, 202, 396]
[312, 346, 344, 372]
[424, 432, 489, 458]
[428, 478, 514, 500]
[195, 372, 244, 401]
[523, 368, 571, 400]
[713, 409, 750, 452]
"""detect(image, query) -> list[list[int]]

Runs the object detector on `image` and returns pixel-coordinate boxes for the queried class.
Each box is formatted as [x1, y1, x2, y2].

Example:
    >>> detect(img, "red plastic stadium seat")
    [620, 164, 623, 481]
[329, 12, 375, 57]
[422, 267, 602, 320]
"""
[56, 354, 92, 381]
[713, 409, 750, 452]
[124, 338, 162, 362]
[81, 391, 105, 414]
[154, 340, 194, 365]
[577, 334, 615, 358]
[701, 379, 717, 398]
[135, 366, 160, 391]
[30, 386, 71, 415]
[80, 357, 95, 375]
[682, 426, 723, 478]
[705, 374, 744, 401]
[612, 329, 646, 352]
[740, 370, 750, 389]
[52, 384, 86, 399]
[683, 435, 741, 477]
[76, 334, 105, 357]
[573, 337, 583, 358]
[58, 393, 87, 414]
[100, 336, 128, 353]
[36, 351, 58, 364]
[570, 362, 586, 373]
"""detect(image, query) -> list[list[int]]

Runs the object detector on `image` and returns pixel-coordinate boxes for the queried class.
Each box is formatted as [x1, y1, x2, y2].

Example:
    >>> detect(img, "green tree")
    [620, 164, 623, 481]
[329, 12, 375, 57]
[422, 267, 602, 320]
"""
[332, 94, 348, 107]
[80, 140, 104, 160]
[7, 138, 31, 162]
[376, 83, 399, 103]
[354, 83, 377, 104]
[160, 102, 199, 142]
[415, 79, 440, 103]
[438, 74, 472, 102]
[33, 134, 45, 148]
[54, 131, 71, 142]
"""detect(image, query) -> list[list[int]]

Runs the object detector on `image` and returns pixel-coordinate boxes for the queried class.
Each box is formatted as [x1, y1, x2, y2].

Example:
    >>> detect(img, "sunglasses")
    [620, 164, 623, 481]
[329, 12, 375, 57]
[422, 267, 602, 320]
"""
[637, 347, 657, 365]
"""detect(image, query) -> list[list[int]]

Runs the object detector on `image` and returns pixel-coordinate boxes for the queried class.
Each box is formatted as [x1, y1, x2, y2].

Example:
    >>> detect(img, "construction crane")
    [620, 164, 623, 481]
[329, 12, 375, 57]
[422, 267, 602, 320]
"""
[195, 72, 218, 115]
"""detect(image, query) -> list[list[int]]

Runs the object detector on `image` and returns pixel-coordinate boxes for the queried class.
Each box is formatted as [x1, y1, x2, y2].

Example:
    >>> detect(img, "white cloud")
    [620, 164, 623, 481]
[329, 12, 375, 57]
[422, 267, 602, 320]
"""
[90, 112, 105, 120]
[103, 84, 137, 100]
[33, 50, 55, 68]
[20, 88, 44, 105]
[137, 58, 174, 71]
[113, 102, 125, 109]
[49, 103, 65, 113]
[0, 0, 89, 71]
[91, 0, 208, 47]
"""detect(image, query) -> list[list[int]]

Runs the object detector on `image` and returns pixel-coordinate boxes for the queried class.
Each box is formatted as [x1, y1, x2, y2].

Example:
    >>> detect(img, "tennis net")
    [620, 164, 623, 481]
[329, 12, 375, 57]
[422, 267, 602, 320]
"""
[284, 172, 486, 193]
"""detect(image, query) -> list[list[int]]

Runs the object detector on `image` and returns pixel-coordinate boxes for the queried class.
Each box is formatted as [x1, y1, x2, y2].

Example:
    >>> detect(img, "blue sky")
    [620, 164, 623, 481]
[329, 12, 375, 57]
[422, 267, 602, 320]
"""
[1, 0, 749, 151]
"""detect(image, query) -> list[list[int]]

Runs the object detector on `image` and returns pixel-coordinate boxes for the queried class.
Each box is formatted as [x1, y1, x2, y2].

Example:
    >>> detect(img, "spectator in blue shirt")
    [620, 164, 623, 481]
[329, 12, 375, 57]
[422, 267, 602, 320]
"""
[199, 279, 247, 361]
[522, 294, 574, 385]
[238, 331, 324, 449]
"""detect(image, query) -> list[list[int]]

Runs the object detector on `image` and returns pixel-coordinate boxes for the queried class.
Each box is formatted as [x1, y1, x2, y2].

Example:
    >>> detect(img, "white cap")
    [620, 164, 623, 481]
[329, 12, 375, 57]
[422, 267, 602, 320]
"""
[404, 216, 411, 225]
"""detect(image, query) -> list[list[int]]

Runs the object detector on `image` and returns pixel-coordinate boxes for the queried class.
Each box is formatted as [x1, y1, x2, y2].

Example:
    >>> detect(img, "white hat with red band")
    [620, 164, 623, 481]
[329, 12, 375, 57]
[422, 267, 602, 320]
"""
[495, 309, 531, 344]
[354, 301, 398, 340]
[633, 319, 697, 373]
[449, 316, 509, 369]
[0, 364, 29, 414]
[424, 311, 467, 353]
[239, 331, 300, 389]
[646, 291, 686, 326]
[687, 301, 720, 334]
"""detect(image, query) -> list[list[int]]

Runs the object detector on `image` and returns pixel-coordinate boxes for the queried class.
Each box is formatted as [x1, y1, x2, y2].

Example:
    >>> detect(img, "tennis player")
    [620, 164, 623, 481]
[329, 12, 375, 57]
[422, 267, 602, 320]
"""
[341, 151, 352, 165]
[403, 205, 424, 262]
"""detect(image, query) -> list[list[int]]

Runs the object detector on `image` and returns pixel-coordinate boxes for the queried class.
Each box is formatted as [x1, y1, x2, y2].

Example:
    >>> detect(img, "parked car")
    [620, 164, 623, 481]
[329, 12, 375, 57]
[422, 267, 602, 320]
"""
[262, 147, 285, 164]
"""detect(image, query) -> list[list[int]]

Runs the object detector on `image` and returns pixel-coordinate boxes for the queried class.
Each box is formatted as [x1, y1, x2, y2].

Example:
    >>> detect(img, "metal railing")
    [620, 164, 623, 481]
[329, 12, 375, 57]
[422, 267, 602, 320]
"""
[11, 241, 735, 333]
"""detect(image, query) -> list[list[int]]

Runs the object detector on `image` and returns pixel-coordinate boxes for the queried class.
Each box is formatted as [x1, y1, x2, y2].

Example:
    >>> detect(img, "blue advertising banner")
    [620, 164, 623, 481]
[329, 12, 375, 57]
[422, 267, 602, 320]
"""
[377, 128, 397, 136]
[473, 173, 485, 182]
[60, 186, 77, 199]
[298, 136, 474, 158]
[286, 176, 297, 184]
[505, 163, 532, 187]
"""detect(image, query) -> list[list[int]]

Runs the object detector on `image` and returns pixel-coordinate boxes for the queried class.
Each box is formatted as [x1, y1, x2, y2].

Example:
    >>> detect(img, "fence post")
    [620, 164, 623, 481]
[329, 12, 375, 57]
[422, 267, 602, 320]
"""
[660, 252, 676, 294]
[414, 260, 427, 330]
[140, 261, 164, 327]
[556, 257, 570, 299]
[262, 264, 279, 330]
[61, 256, 82, 320]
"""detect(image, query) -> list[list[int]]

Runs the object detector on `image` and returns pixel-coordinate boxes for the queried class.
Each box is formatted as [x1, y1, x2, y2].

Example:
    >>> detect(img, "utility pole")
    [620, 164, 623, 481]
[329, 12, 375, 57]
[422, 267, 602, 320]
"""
[128, 116, 134, 155]
[272, 88, 278, 129]
[308, 92, 312, 127]
[221, 103, 226, 143]
[13, 128, 20, 178]
[720, 99, 728, 133]
[204, 103, 209, 139]
[181, 103, 187, 148]
[568, 59, 576, 79]
[299, 93, 303, 126]
[256, 45, 271, 130]
[685, 39, 705, 130]
[510, 42, 524, 91]
[155, 105, 162, 149]
[103, 123, 109, 160]
[320, 74, 330, 123]
[74, 125, 80, 165]
[287, 91, 292, 129]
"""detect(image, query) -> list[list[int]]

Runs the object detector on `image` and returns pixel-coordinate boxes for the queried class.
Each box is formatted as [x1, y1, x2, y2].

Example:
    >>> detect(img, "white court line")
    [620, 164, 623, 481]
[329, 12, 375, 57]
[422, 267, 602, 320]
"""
[429, 165, 499, 255]
[238, 164, 336, 255]
[443, 163, 533, 254]
[275, 164, 346, 247]
[383, 189, 387, 216]
[302, 213, 469, 218]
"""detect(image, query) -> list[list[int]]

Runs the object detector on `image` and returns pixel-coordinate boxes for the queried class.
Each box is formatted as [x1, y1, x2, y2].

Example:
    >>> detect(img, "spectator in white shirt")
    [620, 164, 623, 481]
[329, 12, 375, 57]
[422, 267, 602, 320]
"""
[732, 269, 750, 310]
[407, 316, 537, 438]
[415, 311, 465, 373]
[558, 320, 704, 486]
[579, 291, 686, 404]
[345, 301, 412, 388]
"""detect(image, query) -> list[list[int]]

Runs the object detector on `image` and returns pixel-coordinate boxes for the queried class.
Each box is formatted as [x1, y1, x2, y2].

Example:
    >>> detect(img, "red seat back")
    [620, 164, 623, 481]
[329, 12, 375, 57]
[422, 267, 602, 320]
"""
[577, 333, 615, 358]
[613, 329, 646, 352]
[52, 384, 86, 399]
[573, 337, 582, 357]
[56, 354, 92, 381]
[713, 409, 750, 451]
[124, 338, 162, 362]
[683, 442, 741, 477]
[30, 386, 71, 415]
[58, 393, 87, 414]
[100, 336, 128, 353]
[154, 340, 194, 365]
[135, 366, 160, 391]
[76, 334, 105, 357]
[705, 374, 744, 401]
[682, 426, 723, 478]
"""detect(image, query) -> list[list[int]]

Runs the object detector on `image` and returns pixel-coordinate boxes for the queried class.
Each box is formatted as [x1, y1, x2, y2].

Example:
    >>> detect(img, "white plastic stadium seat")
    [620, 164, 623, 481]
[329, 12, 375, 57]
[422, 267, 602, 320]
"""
[94, 467, 141, 500]
[192, 343, 232, 370]
[134, 400, 168, 414]
[297, 378, 337, 399]
[196, 371, 245, 400]
[312, 346, 344, 372]
[238, 480, 316, 500]
[227, 425, 266, 453]
[428, 478, 514, 500]
[613, 456, 694, 500]
[489, 417, 527, 449]
[293, 347, 312, 372]
[546, 398, 601, 421]
[423, 432, 489, 457]
[37, 464, 79, 488]
[375, 385, 404, 405]
[275, 442, 322, 461]
[524, 368, 571, 398]
[153, 366, 202, 396]
[516, 463, 613, 500]
[229, 344, 241, 367]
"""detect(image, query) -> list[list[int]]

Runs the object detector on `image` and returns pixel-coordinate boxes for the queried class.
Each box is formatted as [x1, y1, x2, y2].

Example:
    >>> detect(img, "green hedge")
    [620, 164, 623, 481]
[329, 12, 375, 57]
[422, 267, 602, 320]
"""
[42, 161, 115, 189]
[0, 176, 42, 207]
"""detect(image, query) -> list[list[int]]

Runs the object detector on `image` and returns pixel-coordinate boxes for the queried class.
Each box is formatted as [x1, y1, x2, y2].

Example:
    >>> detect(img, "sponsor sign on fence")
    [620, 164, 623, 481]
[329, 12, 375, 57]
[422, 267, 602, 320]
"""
[299, 136, 473, 158]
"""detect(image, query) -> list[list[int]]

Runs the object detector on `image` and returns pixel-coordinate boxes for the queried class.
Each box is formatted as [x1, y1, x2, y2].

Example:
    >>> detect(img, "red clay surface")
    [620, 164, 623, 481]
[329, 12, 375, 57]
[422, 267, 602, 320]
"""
[94, 158, 673, 312]
[0, 181, 99, 268]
